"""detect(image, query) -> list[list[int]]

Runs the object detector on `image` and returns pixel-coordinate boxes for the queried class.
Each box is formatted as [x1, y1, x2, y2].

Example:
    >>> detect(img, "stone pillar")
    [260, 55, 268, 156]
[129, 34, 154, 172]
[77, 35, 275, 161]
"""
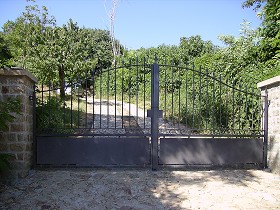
[258, 76, 280, 174]
[0, 67, 37, 181]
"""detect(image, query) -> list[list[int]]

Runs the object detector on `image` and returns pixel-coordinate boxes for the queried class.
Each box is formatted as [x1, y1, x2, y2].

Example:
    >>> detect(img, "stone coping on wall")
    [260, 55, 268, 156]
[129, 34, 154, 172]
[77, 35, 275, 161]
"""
[0, 67, 38, 83]
[257, 76, 280, 89]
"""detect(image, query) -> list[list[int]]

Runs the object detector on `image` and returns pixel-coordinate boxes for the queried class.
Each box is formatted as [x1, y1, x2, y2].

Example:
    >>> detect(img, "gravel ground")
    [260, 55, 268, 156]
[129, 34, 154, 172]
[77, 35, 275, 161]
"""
[1, 168, 280, 209]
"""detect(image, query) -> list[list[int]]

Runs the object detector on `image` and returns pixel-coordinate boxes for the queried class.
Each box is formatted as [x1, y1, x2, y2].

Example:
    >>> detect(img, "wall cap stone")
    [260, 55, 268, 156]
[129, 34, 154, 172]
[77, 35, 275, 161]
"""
[257, 75, 280, 89]
[0, 67, 38, 83]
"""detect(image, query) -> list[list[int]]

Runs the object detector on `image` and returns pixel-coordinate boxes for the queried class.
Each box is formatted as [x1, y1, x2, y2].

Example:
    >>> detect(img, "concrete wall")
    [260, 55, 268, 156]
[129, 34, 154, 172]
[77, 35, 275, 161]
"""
[258, 76, 280, 174]
[0, 68, 37, 181]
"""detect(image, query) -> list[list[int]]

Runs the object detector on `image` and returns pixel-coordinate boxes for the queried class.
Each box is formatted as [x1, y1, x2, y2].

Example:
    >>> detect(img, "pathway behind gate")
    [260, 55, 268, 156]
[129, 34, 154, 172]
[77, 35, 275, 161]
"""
[1, 169, 279, 209]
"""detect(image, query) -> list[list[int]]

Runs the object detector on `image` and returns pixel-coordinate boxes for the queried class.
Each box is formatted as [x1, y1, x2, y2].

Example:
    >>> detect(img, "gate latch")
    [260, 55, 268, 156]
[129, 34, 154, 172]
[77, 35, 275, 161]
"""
[147, 109, 163, 118]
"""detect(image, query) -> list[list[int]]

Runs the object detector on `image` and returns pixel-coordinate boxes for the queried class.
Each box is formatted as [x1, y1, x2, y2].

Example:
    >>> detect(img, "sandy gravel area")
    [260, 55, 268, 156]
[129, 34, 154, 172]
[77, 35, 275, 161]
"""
[1, 169, 279, 209]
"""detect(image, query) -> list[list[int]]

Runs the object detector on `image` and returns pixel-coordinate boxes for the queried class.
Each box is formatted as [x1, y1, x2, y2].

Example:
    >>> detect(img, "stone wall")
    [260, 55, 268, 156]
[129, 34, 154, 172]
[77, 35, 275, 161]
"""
[0, 68, 37, 181]
[258, 76, 280, 174]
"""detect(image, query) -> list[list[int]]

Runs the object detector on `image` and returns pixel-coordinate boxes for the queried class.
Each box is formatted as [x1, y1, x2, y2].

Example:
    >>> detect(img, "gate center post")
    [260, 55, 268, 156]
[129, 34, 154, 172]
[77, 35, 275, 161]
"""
[151, 60, 160, 170]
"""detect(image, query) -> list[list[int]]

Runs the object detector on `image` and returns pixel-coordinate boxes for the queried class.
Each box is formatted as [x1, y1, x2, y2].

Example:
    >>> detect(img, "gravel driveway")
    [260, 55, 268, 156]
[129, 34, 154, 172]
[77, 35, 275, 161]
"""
[1, 169, 280, 209]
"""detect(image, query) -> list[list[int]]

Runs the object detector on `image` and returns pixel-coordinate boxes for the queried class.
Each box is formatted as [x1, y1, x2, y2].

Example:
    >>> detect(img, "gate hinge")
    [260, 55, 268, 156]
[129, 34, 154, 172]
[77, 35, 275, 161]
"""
[29, 95, 34, 101]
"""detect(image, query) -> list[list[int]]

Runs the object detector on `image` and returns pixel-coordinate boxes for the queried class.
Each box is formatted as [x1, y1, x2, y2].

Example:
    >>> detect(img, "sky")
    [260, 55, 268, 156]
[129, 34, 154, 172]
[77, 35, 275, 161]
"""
[0, 0, 262, 49]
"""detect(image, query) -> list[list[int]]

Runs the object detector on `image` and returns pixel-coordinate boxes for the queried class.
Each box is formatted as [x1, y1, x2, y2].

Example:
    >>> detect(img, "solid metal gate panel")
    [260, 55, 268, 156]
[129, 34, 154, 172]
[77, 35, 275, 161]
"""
[159, 138, 264, 165]
[37, 137, 150, 166]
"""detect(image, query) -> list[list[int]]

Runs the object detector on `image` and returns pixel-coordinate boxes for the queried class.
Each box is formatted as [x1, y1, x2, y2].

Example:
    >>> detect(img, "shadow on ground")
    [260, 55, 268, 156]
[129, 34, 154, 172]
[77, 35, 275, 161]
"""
[1, 168, 279, 210]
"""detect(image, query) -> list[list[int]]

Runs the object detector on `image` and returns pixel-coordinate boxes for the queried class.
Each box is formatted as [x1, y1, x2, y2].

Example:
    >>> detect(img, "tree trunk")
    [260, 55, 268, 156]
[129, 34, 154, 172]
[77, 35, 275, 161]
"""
[58, 64, 65, 99]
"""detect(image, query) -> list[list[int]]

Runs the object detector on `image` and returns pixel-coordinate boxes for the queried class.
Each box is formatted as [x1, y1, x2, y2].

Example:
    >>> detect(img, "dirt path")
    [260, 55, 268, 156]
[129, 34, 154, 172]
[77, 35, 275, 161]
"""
[1, 169, 279, 209]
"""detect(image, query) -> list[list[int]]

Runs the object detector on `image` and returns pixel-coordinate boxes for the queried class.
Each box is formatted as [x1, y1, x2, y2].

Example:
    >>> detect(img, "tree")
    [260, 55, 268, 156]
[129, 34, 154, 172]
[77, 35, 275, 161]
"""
[242, 0, 280, 62]
[3, 1, 113, 98]
[0, 32, 13, 68]
[179, 35, 215, 63]
[104, 0, 121, 64]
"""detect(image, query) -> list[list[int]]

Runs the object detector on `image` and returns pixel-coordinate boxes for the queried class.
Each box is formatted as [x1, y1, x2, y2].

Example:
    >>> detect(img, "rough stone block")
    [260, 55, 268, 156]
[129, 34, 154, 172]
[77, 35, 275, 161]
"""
[0, 77, 8, 84]
[9, 160, 24, 170]
[17, 133, 26, 142]
[9, 143, 25, 152]
[0, 133, 8, 143]
[7, 133, 17, 142]
[24, 152, 32, 162]
[10, 123, 25, 132]
[16, 153, 24, 160]
[0, 143, 9, 151]
[26, 142, 33, 151]
[9, 85, 25, 94]
[1, 86, 9, 94]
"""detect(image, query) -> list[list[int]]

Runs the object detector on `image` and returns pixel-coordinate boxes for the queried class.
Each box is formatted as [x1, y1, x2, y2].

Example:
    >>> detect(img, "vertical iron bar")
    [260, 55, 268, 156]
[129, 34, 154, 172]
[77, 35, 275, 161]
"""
[55, 84, 58, 121]
[251, 87, 255, 130]
[85, 72, 88, 128]
[32, 84, 37, 166]
[178, 65, 181, 127]
[232, 81, 235, 133]
[136, 57, 139, 124]
[41, 84, 44, 116]
[225, 81, 229, 131]
[199, 66, 202, 130]
[92, 70, 95, 129]
[238, 84, 242, 131]
[63, 86, 66, 129]
[54, 84, 58, 129]
[164, 60, 167, 120]
[107, 68, 110, 128]
[257, 90, 262, 132]
[107, 69, 110, 128]
[185, 63, 188, 128]
[192, 64, 195, 129]
[70, 82, 73, 129]
[114, 63, 117, 128]
[99, 68, 102, 129]
[245, 85, 248, 131]
[122, 60, 124, 128]
[129, 59, 131, 128]
[211, 73, 215, 134]
[48, 82, 51, 129]
[205, 69, 209, 131]
[78, 78, 80, 128]
[263, 88, 268, 168]
[151, 60, 160, 170]
[219, 74, 222, 131]
[143, 58, 146, 128]
[171, 61, 174, 125]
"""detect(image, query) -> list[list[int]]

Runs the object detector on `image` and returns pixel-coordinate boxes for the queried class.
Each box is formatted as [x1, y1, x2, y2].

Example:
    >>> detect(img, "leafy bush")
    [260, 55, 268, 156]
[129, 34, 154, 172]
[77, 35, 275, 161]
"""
[0, 97, 20, 173]
[36, 97, 81, 134]
[0, 98, 21, 130]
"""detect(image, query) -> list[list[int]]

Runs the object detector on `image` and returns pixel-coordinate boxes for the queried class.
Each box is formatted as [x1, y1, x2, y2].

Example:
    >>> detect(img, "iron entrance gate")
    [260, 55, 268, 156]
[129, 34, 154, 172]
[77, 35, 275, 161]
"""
[34, 59, 268, 169]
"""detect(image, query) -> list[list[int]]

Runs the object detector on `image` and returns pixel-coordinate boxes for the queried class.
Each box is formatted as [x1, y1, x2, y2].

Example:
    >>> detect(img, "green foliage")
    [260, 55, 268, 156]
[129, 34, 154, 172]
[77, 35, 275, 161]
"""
[0, 97, 21, 173]
[0, 154, 14, 172]
[0, 98, 21, 131]
[0, 33, 13, 68]
[179, 35, 216, 62]
[36, 97, 81, 134]
[158, 64, 261, 134]
[3, 1, 113, 98]
[242, 0, 280, 69]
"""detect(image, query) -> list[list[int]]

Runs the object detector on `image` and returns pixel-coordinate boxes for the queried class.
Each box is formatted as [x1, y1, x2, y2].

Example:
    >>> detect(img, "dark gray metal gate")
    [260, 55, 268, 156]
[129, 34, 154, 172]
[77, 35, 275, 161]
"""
[35, 60, 152, 167]
[34, 58, 268, 169]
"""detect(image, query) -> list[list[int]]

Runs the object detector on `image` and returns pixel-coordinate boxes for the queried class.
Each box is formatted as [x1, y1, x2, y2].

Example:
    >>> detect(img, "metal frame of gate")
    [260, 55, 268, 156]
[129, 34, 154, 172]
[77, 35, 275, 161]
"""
[34, 58, 268, 169]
